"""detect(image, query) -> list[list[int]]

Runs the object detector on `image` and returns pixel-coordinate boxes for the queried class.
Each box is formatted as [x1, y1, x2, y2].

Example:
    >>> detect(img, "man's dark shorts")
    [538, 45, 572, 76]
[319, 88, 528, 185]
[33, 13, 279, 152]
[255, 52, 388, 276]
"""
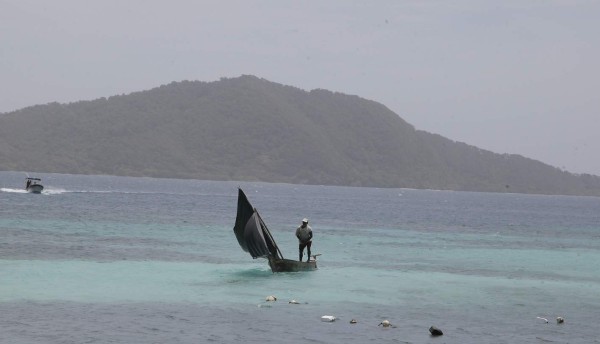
[299, 241, 312, 251]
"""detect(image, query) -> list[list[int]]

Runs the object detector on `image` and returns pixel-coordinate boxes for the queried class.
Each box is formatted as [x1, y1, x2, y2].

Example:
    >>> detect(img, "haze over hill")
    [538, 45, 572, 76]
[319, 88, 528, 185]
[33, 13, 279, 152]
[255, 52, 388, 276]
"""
[1, 75, 599, 196]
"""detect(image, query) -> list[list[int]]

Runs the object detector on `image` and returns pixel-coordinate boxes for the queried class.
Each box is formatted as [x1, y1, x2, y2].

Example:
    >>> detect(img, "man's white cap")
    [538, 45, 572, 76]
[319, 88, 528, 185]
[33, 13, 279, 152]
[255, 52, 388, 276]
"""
[302, 218, 309, 223]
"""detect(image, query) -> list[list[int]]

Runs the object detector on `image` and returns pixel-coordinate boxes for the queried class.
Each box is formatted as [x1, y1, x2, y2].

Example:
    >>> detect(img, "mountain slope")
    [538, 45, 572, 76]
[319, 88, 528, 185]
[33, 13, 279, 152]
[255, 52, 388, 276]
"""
[1, 75, 599, 195]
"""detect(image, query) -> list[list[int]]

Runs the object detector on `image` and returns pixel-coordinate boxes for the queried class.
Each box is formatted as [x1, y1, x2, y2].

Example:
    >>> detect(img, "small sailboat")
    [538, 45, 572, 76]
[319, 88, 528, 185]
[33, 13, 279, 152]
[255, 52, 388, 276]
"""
[233, 188, 318, 272]
[25, 177, 44, 194]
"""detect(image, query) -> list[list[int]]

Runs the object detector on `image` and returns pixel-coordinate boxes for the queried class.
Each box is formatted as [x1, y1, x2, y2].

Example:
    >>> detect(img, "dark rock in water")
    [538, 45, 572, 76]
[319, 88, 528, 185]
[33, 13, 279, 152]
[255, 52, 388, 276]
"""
[429, 326, 443, 336]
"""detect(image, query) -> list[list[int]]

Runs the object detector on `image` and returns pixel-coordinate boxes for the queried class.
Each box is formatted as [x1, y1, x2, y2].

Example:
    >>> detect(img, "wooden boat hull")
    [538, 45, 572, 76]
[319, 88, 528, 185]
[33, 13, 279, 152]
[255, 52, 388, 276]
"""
[268, 257, 317, 273]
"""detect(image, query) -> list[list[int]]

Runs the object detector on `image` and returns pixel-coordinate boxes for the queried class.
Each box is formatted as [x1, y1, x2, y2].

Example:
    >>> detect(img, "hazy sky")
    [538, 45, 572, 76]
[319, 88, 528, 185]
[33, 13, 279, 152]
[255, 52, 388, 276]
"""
[2, 0, 599, 175]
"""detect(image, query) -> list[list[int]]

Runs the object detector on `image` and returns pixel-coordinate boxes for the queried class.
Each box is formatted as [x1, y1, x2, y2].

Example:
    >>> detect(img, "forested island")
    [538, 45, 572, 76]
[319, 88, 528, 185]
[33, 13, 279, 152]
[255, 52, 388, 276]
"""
[1, 75, 599, 196]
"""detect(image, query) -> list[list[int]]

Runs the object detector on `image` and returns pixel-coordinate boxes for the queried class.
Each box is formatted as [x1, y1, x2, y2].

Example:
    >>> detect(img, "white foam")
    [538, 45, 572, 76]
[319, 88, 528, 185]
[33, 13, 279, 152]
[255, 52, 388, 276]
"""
[42, 188, 68, 195]
[0, 188, 27, 193]
[1, 187, 69, 195]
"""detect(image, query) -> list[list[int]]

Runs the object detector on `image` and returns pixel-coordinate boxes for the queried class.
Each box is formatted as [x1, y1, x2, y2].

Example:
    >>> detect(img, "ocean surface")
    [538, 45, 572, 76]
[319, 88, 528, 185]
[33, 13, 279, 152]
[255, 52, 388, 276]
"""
[1, 171, 599, 343]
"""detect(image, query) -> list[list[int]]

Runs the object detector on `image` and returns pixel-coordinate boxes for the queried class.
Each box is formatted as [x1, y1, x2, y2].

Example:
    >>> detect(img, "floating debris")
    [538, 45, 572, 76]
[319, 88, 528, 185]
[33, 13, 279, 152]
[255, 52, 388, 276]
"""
[288, 300, 300, 304]
[321, 315, 336, 322]
[536, 317, 549, 324]
[378, 320, 391, 327]
[429, 326, 443, 336]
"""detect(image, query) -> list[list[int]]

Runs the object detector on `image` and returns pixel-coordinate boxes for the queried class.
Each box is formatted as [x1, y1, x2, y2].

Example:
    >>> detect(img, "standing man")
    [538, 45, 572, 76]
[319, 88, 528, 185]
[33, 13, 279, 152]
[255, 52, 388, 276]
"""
[295, 218, 313, 262]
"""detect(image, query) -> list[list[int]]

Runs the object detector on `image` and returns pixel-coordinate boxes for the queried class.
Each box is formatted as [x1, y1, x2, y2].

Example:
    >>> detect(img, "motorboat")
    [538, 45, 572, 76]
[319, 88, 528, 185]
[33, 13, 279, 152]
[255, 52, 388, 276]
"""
[25, 177, 44, 194]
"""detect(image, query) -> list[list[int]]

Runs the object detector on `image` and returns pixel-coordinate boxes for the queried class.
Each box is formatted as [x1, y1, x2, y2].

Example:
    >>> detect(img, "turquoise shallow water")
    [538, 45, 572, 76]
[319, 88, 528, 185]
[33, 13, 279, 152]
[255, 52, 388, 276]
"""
[1, 171, 600, 343]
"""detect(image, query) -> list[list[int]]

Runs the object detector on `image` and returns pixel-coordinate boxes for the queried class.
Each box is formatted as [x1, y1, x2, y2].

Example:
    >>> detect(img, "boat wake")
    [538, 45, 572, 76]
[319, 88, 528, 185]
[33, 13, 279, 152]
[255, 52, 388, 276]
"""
[1, 187, 68, 195]
[0, 188, 28, 194]
[2, 187, 193, 196]
[43, 188, 68, 195]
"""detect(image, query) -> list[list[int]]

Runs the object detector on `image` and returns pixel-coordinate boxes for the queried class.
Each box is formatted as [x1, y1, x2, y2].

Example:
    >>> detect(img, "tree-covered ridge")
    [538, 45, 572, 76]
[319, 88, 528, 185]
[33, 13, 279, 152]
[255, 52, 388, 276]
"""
[1, 75, 599, 196]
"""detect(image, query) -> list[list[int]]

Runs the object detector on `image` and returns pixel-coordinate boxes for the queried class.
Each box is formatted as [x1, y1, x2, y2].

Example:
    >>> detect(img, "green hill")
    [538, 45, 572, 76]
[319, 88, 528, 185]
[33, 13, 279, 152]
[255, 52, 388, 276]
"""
[1, 75, 599, 195]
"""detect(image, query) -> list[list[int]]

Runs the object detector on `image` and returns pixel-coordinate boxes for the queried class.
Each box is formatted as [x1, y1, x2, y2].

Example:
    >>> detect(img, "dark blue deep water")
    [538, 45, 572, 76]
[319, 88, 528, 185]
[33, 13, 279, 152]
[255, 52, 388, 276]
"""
[1, 171, 600, 343]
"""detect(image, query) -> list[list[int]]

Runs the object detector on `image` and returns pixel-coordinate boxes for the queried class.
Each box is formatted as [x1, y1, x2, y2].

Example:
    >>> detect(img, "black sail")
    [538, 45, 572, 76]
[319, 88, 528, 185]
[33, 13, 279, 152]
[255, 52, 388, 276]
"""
[233, 188, 282, 259]
[233, 188, 254, 252]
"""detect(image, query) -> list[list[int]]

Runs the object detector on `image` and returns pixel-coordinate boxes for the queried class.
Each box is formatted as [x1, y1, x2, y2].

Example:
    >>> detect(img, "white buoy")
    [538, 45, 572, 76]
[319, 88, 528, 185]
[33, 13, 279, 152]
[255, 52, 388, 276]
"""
[265, 295, 277, 301]
[536, 317, 548, 323]
[379, 320, 391, 327]
[321, 315, 336, 322]
[556, 317, 564, 324]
